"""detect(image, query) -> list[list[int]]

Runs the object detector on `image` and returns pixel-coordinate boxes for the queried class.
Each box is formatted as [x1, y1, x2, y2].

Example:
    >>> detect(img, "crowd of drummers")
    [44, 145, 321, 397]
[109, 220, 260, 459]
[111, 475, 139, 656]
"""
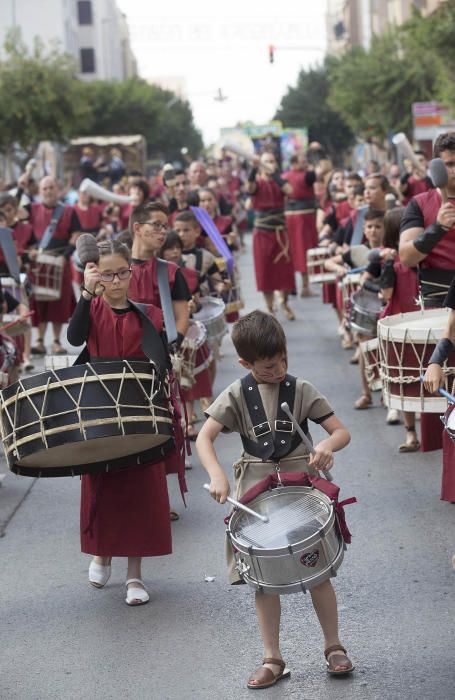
[1, 133, 455, 687]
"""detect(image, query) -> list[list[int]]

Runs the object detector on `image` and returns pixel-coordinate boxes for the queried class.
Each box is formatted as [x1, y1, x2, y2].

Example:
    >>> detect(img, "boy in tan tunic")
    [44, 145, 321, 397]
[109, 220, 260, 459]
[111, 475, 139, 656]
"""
[196, 310, 353, 688]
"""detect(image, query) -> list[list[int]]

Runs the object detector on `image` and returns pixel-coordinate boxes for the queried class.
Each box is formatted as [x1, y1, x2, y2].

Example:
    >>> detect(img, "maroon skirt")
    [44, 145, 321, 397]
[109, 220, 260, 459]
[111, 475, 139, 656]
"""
[442, 406, 455, 502]
[80, 460, 172, 557]
[252, 228, 295, 292]
[285, 212, 318, 273]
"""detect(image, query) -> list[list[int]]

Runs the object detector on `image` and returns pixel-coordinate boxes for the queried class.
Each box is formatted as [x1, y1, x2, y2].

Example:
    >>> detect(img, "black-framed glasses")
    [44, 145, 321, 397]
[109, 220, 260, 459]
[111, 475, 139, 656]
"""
[99, 268, 132, 282]
[140, 220, 169, 232]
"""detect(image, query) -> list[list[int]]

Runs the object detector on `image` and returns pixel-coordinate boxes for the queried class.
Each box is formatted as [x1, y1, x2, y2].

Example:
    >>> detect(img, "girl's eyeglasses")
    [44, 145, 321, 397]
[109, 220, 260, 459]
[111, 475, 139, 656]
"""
[99, 269, 132, 282]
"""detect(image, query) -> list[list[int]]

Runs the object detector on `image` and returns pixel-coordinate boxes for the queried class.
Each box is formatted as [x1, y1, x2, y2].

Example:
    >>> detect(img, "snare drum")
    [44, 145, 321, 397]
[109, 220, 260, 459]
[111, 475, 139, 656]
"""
[178, 321, 210, 389]
[0, 360, 174, 477]
[193, 297, 227, 352]
[339, 273, 361, 321]
[307, 248, 336, 284]
[360, 337, 381, 391]
[228, 485, 344, 595]
[30, 253, 64, 301]
[349, 288, 383, 337]
[378, 308, 455, 412]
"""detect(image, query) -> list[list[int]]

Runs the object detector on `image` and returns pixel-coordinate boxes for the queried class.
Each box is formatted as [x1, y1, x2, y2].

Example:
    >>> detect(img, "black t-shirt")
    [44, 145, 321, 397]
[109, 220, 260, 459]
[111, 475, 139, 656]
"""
[400, 198, 425, 233]
[444, 275, 455, 309]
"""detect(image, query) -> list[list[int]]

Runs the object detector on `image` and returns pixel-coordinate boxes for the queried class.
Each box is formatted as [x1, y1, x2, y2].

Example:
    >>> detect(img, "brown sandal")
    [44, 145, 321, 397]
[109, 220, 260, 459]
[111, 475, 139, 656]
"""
[324, 644, 354, 675]
[247, 657, 290, 689]
[169, 510, 180, 521]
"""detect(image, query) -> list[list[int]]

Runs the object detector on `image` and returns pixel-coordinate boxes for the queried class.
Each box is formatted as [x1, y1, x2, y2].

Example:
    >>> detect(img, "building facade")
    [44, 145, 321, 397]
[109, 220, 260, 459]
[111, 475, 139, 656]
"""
[327, 0, 446, 54]
[0, 0, 136, 80]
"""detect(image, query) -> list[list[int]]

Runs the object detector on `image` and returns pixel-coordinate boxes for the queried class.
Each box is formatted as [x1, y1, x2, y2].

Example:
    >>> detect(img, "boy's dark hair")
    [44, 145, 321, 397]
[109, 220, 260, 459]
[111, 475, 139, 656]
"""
[290, 154, 299, 165]
[433, 132, 455, 157]
[174, 210, 199, 227]
[414, 150, 426, 158]
[116, 230, 133, 248]
[0, 193, 17, 209]
[353, 183, 365, 196]
[364, 207, 385, 222]
[383, 207, 404, 250]
[160, 230, 183, 254]
[366, 173, 389, 192]
[174, 169, 186, 178]
[346, 172, 362, 183]
[231, 310, 287, 364]
[129, 201, 169, 235]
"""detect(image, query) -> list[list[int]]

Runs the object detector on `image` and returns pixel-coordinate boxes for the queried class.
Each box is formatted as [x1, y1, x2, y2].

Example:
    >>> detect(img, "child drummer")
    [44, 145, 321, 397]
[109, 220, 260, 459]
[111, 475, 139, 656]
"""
[196, 310, 353, 688]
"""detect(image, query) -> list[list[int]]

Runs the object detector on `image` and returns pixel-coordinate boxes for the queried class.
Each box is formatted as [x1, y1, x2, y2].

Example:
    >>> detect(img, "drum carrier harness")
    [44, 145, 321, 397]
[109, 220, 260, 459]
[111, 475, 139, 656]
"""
[240, 373, 311, 463]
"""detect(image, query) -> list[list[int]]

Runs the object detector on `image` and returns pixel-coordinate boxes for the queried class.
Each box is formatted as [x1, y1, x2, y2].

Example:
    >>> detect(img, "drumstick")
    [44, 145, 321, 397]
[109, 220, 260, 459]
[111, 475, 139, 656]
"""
[280, 402, 334, 482]
[0, 311, 34, 333]
[346, 266, 367, 274]
[203, 483, 269, 523]
[420, 375, 455, 404]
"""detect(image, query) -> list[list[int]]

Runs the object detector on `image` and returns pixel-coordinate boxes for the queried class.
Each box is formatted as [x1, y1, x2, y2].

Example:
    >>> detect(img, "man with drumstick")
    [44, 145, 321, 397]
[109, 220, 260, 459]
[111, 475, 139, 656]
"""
[424, 277, 455, 504]
[26, 176, 81, 355]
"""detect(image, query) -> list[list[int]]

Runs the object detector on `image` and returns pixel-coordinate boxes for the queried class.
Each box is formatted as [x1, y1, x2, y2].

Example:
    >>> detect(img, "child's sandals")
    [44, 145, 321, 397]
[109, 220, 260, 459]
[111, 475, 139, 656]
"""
[324, 644, 354, 675]
[247, 658, 290, 689]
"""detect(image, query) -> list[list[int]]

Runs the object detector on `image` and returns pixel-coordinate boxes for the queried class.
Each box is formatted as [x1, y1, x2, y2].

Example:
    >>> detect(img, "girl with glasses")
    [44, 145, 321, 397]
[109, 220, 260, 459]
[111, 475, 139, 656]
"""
[67, 239, 173, 606]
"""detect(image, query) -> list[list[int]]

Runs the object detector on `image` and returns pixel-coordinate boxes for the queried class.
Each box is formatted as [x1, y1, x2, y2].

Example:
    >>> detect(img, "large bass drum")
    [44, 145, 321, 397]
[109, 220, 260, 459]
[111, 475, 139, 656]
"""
[0, 360, 174, 477]
[227, 485, 345, 595]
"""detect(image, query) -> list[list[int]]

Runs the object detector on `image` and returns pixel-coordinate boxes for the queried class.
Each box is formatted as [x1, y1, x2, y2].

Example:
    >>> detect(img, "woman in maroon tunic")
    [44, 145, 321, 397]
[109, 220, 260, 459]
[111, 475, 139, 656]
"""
[246, 153, 296, 319]
[67, 239, 172, 606]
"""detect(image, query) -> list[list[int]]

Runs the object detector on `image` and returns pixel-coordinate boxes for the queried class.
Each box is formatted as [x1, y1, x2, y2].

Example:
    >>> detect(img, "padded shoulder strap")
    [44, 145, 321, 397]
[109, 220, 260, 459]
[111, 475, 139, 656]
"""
[156, 257, 178, 344]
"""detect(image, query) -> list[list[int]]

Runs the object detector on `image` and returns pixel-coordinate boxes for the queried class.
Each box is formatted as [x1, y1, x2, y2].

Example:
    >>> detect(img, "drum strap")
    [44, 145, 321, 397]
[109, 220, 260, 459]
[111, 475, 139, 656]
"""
[39, 203, 65, 251]
[156, 258, 178, 344]
[0, 227, 21, 283]
[240, 373, 308, 460]
[351, 205, 367, 246]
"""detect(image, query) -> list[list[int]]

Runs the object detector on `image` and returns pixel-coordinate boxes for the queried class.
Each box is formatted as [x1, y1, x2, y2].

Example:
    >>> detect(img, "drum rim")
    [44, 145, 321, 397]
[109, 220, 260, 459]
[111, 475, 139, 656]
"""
[228, 485, 335, 556]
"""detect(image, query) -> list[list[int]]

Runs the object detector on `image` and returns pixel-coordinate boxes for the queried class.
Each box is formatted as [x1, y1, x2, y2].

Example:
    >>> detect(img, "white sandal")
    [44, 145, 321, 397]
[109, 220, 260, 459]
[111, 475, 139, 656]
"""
[125, 578, 150, 606]
[88, 560, 111, 588]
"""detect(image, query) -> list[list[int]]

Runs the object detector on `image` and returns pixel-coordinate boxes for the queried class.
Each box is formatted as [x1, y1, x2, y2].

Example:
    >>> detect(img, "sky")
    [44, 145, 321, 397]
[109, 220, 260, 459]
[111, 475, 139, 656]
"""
[116, 0, 328, 146]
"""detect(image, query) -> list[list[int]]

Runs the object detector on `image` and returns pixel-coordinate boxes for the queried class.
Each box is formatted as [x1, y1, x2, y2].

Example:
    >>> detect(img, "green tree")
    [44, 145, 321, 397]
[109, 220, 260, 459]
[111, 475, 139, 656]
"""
[274, 60, 354, 162]
[327, 28, 439, 140]
[80, 78, 203, 161]
[0, 28, 88, 161]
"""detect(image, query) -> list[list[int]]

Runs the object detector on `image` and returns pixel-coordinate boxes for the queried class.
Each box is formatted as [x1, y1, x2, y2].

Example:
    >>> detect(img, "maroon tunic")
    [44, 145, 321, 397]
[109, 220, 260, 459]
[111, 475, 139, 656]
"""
[80, 296, 172, 557]
[12, 220, 34, 257]
[283, 170, 318, 273]
[28, 203, 77, 325]
[129, 257, 179, 306]
[403, 177, 431, 206]
[252, 179, 295, 292]
[414, 189, 455, 269]
[74, 204, 102, 232]
[442, 403, 455, 502]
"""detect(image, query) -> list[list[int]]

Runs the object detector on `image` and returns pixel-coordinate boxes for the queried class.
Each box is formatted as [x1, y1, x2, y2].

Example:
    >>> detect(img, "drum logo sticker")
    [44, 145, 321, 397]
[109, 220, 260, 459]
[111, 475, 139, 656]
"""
[300, 550, 319, 567]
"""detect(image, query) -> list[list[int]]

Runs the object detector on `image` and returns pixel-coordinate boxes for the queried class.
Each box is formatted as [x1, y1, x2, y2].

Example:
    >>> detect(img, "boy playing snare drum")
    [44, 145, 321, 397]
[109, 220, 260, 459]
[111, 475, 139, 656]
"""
[196, 310, 353, 689]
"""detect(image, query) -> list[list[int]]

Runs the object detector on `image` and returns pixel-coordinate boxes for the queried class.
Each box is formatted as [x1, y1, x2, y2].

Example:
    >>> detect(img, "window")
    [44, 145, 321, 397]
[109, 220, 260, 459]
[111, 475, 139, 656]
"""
[80, 48, 95, 73]
[78, 1, 93, 25]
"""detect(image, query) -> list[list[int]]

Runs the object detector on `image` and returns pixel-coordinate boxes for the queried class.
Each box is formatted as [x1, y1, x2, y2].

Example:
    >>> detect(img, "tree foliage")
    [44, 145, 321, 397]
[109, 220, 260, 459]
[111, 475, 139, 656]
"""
[80, 79, 203, 161]
[0, 29, 88, 155]
[0, 29, 203, 164]
[274, 60, 354, 161]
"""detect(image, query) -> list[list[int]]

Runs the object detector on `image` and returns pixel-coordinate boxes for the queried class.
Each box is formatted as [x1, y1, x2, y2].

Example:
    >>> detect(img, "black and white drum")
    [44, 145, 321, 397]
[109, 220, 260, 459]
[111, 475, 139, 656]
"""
[227, 485, 345, 595]
[0, 360, 174, 477]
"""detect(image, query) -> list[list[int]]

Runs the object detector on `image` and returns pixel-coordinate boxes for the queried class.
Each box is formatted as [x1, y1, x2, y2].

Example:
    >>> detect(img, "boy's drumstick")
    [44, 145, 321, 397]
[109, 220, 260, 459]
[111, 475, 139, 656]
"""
[280, 402, 334, 482]
[203, 483, 269, 523]
[0, 311, 34, 333]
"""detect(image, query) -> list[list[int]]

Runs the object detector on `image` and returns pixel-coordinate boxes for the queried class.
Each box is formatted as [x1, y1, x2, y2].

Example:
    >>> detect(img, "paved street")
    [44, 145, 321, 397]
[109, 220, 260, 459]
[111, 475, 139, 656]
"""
[0, 238, 454, 700]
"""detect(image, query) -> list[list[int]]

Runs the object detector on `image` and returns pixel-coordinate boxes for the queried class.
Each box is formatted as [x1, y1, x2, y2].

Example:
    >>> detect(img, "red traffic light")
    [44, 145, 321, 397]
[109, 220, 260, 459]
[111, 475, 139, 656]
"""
[268, 45, 274, 63]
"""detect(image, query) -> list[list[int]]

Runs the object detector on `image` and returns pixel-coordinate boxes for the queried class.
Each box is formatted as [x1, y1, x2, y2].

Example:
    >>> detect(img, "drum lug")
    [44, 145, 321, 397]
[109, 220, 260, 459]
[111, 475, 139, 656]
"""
[330, 566, 338, 578]
[235, 559, 250, 577]
[300, 582, 307, 594]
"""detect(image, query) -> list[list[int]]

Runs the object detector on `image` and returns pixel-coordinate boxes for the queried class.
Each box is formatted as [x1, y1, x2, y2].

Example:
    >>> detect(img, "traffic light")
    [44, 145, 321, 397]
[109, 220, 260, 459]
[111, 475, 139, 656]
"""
[268, 45, 274, 64]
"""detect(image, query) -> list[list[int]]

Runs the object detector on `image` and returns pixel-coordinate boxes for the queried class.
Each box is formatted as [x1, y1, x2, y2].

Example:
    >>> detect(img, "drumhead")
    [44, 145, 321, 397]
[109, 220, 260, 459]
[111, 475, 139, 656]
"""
[378, 308, 451, 342]
[231, 487, 332, 550]
[183, 320, 207, 348]
[352, 288, 383, 313]
[193, 297, 226, 323]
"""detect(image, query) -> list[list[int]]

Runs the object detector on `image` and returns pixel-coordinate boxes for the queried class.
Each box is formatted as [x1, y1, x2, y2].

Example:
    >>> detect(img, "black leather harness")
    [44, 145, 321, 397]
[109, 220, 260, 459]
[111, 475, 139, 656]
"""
[239, 373, 310, 461]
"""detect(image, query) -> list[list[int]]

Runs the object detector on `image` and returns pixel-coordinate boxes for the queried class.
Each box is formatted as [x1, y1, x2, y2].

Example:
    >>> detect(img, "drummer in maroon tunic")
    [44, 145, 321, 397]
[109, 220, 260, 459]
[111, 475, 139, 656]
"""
[27, 176, 80, 355]
[424, 276, 455, 504]
[246, 152, 296, 319]
[400, 151, 432, 206]
[67, 239, 172, 605]
[283, 152, 318, 297]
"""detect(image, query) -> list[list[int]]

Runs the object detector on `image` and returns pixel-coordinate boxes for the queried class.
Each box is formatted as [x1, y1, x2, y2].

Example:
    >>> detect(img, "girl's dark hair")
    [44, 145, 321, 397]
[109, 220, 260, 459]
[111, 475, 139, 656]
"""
[231, 310, 287, 364]
[159, 231, 183, 255]
[130, 179, 150, 203]
[0, 193, 17, 209]
[97, 239, 131, 264]
[434, 132, 455, 157]
[383, 207, 404, 250]
[174, 210, 199, 227]
[353, 183, 364, 196]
